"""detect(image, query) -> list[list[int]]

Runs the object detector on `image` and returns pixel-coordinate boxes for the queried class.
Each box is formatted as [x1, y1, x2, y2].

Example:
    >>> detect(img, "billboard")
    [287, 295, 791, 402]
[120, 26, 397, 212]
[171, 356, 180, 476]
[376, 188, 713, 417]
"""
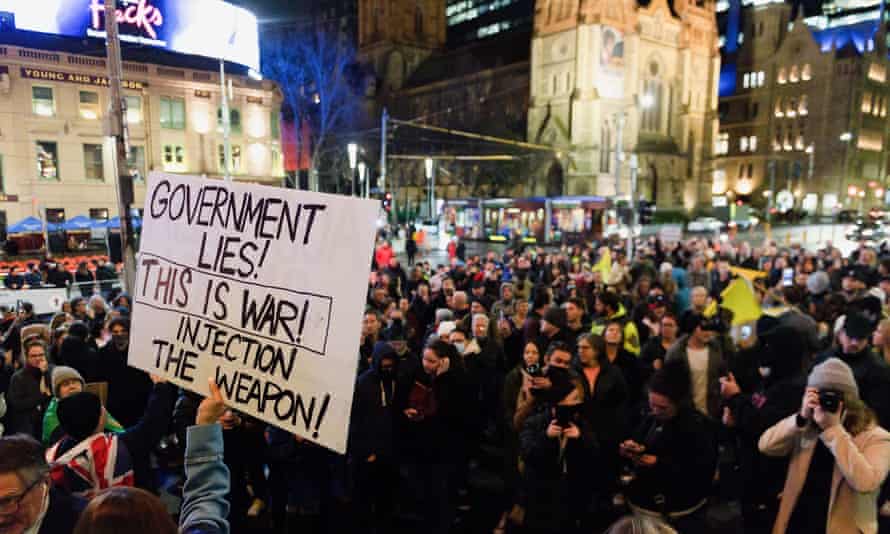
[0, 0, 260, 71]
[597, 26, 624, 99]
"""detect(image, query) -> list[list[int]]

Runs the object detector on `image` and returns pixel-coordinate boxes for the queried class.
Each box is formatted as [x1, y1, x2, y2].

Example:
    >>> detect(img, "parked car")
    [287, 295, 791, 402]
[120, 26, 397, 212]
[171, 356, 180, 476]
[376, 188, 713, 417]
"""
[845, 220, 886, 243]
[687, 217, 723, 233]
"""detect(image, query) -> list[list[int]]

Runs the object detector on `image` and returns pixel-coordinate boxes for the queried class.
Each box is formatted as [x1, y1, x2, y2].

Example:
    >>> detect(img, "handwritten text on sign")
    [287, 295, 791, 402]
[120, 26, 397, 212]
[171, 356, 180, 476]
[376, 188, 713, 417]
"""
[130, 173, 379, 453]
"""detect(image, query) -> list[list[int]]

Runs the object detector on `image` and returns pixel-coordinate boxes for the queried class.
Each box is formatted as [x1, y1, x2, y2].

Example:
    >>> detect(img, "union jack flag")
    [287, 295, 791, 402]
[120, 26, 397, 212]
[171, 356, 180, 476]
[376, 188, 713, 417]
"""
[46, 433, 135, 499]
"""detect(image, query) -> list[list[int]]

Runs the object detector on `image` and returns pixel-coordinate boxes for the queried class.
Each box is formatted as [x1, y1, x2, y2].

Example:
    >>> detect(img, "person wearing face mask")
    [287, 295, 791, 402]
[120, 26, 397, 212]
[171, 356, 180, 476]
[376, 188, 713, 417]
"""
[719, 325, 808, 533]
[349, 342, 400, 534]
[520, 373, 598, 533]
[94, 317, 153, 429]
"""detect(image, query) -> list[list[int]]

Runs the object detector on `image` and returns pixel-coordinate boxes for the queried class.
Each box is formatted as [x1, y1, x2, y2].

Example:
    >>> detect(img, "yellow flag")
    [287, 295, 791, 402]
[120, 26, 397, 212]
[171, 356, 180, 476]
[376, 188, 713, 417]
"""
[729, 265, 767, 283]
[703, 299, 719, 318]
[593, 248, 612, 279]
[720, 278, 763, 326]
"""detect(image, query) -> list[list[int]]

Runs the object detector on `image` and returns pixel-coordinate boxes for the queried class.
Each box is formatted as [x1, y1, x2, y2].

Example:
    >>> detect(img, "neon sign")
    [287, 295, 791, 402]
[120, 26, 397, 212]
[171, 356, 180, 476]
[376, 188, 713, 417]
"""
[89, 0, 164, 40]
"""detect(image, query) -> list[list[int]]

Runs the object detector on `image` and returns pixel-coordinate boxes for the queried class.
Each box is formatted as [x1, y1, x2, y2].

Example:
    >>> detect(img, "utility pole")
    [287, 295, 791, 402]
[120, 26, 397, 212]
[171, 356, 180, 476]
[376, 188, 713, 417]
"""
[614, 113, 625, 198]
[104, 0, 136, 295]
[381, 108, 391, 220]
[627, 154, 638, 261]
[220, 59, 232, 182]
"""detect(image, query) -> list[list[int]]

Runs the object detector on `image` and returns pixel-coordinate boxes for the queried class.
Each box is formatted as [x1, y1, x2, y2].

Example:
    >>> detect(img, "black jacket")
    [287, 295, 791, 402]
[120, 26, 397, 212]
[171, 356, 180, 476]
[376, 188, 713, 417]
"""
[5, 365, 52, 438]
[349, 344, 399, 461]
[39, 488, 86, 534]
[58, 337, 99, 383]
[519, 407, 599, 530]
[577, 362, 628, 454]
[394, 366, 468, 462]
[625, 407, 719, 514]
[95, 344, 154, 428]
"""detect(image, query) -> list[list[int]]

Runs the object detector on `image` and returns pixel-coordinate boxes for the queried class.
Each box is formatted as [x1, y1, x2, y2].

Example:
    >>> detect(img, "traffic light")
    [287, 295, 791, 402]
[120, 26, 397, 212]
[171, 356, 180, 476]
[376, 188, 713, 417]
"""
[383, 192, 392, 212]
[638, 200, 656, 225]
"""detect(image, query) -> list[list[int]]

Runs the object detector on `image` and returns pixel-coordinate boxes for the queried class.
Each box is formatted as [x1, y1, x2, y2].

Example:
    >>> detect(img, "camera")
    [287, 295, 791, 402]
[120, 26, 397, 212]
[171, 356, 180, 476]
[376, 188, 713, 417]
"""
[525, 363, 542, 377]
[818, 389, 842, 413]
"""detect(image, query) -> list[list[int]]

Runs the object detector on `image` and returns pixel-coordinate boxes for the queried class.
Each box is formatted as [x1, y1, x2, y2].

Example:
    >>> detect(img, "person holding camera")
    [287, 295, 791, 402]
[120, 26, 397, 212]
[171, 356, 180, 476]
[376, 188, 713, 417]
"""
[759, 358, 890, 534]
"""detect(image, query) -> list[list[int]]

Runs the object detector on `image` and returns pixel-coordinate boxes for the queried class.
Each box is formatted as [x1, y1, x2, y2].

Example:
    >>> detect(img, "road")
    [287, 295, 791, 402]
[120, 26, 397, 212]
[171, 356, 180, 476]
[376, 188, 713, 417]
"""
[391, 223, 863, 265]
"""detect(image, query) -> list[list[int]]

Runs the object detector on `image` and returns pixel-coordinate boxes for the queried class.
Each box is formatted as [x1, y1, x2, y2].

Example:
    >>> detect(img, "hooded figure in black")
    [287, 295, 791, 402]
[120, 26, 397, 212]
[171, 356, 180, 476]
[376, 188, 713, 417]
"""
[95, 318, 153, 428]
[349, 342, 400, 533]
[57, 322, 98, 383]
[721, 324, 808, 533]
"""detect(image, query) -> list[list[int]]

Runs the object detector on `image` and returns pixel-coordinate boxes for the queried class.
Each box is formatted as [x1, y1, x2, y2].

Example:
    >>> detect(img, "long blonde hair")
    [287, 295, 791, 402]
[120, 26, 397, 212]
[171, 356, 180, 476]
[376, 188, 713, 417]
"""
[843, 395, 878, 436]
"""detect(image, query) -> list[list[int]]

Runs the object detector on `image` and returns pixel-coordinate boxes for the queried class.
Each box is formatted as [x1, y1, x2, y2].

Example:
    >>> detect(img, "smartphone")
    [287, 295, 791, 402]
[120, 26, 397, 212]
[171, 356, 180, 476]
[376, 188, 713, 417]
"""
[782, 268, 794, 287]
[740, 325, 752, 341]
[555, 405, 576, 427]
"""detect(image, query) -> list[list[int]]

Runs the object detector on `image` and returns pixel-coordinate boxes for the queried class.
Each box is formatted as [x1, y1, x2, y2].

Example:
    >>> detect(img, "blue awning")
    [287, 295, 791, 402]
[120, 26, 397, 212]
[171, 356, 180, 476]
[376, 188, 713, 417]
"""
[8, 216, 44, 234]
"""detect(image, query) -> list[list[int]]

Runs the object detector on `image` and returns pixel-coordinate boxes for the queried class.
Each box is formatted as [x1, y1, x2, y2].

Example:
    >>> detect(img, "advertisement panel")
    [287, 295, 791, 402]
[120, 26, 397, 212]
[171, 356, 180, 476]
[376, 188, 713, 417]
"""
[0, 0, 260, 71]
[597, 25, 625, 99]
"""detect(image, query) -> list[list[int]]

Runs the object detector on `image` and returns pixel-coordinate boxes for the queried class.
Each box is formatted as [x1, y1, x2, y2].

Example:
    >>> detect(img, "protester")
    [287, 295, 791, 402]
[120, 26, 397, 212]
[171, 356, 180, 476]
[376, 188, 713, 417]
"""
[665, 312, 730, 419]
[95, 318, 153, 428]
[759, 358, 890, 533]
[5, 339, 53, 438]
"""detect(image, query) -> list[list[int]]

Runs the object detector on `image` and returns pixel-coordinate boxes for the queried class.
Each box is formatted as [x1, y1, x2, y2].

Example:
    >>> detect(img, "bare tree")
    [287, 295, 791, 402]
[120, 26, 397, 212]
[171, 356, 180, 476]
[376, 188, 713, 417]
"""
[262, 30, 362, 191]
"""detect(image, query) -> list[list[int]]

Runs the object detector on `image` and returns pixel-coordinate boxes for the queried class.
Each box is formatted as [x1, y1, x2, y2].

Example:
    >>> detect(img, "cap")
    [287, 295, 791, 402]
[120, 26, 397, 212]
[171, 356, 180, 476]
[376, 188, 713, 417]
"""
[808, 358, 859, 400]
[843, 311, 875, 340]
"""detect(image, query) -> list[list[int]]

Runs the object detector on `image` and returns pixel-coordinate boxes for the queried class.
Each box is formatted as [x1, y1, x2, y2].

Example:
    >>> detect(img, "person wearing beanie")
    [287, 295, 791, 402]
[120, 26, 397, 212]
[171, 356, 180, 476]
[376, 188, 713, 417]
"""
[47, 376, 176, 496]
[620, 359, 719, 533]
[816, 311, 890, 431]
[759, 358, 890, 534]
[537, 305, 576, 355]
[41, 366, 124, 446]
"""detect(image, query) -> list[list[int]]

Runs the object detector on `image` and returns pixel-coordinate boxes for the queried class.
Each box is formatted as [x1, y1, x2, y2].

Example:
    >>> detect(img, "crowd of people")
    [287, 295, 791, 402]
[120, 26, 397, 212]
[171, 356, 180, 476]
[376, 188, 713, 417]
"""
[1, 229, 890, 534]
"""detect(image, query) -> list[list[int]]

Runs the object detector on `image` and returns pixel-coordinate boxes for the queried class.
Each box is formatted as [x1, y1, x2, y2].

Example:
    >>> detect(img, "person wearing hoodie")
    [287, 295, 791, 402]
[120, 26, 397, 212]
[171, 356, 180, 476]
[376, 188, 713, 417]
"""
[47, 376, 176, 495]
[591, 292, 641, 355]
[56, 322, 97, 383]
[94, 318, 153, 428]
[42, 366, 124, 446]
[720, 325, 809, 533]
[5, 338, 53, 438]
[349, 342, 399, 533]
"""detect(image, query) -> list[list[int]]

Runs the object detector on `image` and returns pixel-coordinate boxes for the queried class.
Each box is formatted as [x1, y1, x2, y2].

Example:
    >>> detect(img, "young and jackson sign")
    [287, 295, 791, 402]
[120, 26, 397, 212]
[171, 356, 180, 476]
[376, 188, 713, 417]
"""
[0, 0, 260, 71]
[21, 67, 147, 90]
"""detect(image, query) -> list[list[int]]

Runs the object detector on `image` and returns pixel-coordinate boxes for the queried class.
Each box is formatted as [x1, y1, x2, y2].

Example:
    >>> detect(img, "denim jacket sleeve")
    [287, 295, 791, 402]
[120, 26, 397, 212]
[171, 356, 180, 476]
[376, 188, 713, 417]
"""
[180, 423, 230, 534]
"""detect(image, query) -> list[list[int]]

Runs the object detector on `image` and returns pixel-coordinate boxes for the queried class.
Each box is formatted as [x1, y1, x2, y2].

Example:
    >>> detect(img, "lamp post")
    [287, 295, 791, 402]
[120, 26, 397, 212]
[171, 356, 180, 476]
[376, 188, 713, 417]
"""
[425, 157, 435, 220]
[347, 143, 358, 196]
[358, 161, 367, 199]
[614, 94, 653, 261]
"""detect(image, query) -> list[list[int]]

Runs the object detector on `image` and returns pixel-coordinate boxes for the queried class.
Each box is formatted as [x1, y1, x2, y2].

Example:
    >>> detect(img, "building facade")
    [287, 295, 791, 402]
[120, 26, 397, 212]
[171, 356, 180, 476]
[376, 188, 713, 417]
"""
[0, 42, 283, 226]
[446, 0, 535, 45]
[527, 0, 721, 210]
[715, 1, 890, 215]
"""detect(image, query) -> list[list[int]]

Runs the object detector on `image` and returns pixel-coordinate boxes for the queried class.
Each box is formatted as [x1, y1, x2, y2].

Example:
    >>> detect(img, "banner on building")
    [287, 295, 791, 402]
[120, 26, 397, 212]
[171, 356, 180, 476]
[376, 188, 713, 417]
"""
[597, 26, 625, 99]
[129, 173, 378, 453]
[0, 288, 67, 315]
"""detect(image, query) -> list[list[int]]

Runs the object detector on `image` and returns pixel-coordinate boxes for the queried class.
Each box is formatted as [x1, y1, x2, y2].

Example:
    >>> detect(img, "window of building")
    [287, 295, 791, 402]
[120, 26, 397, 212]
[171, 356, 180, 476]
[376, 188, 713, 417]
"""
[83, 144, 104, 180]
[740, 136, 749, 152]
[715, 132, 729, 155]
[600, 122, 611, 172]
[799, 95, 808, 116]
[642, 78, 664, 132]
[36, 141, 59, 180]
[742, 72, 750, 89]
[795, 134, 804, 151]
[217, 108, 242, 134]
[789, 64, 799, 83]
[163, 144, 186, 171]
[160, 96, 186, 130]
[787, 97, 797, 117]
[32, 86, 55, 117]
[862, 91, 873, 113]
[218, 145, 242, 173]
[749, 135, 757, 151]
[775, 97, 784, 117]
[271, 147, 283, 176]
[127, 145, 145, 182]
[79, 91, 99, 120]
[126, 95, 142, 124]
[757, 71, 765, 87]
[750, 101, 759, 119]
[778, 67, 787, 84]
[270, 110, 280, 139]
[774, 126, 782, 151]
[801, 63, 812, 81]
[89, 208, 109, 222]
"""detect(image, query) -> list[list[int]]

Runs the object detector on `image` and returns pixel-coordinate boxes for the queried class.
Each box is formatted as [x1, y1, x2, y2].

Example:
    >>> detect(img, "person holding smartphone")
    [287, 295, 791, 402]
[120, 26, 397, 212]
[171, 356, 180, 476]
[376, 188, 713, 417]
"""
[519, 372, 598, 533]
[759, 358, 890, 534]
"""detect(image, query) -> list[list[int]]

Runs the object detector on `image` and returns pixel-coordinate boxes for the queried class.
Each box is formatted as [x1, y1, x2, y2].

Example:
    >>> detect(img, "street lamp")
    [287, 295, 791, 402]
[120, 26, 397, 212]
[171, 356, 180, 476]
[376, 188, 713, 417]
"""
[613, 93, 653, 261]
[424, 157, 435, 220]
[358, 161, 367, 199]
[347, 143, 358, 196]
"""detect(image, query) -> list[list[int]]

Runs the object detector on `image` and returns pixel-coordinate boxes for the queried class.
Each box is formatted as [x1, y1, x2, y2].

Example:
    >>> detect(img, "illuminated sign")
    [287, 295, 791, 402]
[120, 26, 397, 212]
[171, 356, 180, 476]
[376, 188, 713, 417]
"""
[0, 0, 260, 71]
[21, 67, 146, 90]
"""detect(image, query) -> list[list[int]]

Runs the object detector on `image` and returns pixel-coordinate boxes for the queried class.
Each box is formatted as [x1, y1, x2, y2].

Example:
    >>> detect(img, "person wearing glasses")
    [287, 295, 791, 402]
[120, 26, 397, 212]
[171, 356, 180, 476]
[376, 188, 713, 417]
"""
[0, 434, 85, 534]
[5, 339, 53, 438]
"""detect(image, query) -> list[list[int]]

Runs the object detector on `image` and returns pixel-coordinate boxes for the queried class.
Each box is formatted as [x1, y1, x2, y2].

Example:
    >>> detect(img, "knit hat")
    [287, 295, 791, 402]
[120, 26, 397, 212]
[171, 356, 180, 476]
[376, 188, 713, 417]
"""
[51, 366, 85, 398]
[806, 271, 830, 296]
[437, 321, 456, 337]
[57, 392, 102, 441]
[808, 358, 859, 400]
[844, 311, 875, 340]
[543, 306, 567, 331]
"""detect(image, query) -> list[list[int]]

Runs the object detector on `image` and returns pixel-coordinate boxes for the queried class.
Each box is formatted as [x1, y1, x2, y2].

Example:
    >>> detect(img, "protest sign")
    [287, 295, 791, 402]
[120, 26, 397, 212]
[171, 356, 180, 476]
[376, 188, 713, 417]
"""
[658, 224, 683, 244]
[130, 173, 379, 453]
